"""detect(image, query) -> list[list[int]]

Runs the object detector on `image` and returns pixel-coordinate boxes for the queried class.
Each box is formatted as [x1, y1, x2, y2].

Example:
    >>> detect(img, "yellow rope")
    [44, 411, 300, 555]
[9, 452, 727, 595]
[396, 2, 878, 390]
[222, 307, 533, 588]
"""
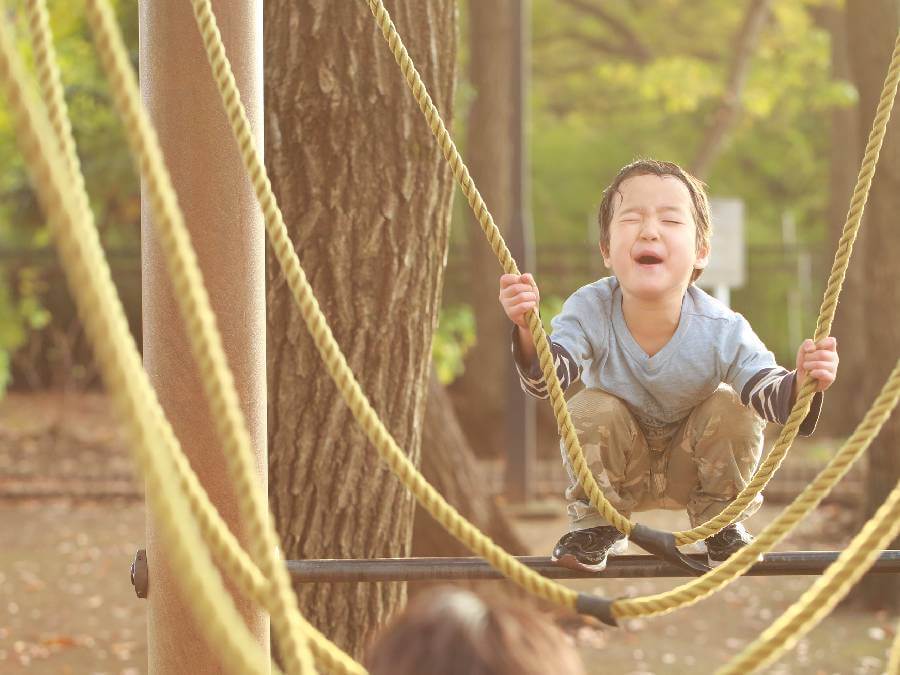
[14, 3, 900, 668]
[0, 14, 279, 675]
[194, 0, 900, 627]
[22, 1, 326, 672]
[676, 29, 900, 545]
[78, 0, 335, 671]
[364, 0, 900, 549]
[718, 473, 900, 674]
[22, 0, 272, 613]
[611, 359, 900, 619]
[195, 0, 900, 634]
[187, 0, 580, 617]
[361, 0, 625, 536]
[361, 0, 900, 620]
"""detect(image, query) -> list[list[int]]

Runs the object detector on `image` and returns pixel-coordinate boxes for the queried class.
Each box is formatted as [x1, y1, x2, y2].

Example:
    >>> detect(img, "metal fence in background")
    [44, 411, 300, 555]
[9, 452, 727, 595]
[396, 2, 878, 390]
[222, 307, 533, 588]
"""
[2, 240, 824, 387]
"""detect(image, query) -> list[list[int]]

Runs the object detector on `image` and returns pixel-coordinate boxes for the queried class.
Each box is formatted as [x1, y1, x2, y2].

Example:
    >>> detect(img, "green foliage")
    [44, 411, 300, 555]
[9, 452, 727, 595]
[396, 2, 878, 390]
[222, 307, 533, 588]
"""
[432, 304, 476, 384]
[431, 296, 567, 386]
[528, 0, 846, 249]
[0, 0, 139, 391]
[537, 295, 565, 331]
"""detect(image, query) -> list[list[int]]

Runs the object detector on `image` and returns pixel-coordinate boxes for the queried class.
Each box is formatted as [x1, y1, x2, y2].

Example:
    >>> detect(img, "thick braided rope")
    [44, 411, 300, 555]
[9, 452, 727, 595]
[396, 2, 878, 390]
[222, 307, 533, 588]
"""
[361, 0, 630, 535]
[676, 30, 900, 545]
[188, 0, 580, 614]
[366, 0, 900, 545]
[192, 0, 900, 632]
[80, 1, 330, 672]
[362, 3, 900, 625]
[78, 3, 360, 672]
[611, 359, 900, 619]
[718, 471, 900, 673]
[23, 0, 272, 615]
[362, 1, 900, 619]
[0, 17, 278, 675]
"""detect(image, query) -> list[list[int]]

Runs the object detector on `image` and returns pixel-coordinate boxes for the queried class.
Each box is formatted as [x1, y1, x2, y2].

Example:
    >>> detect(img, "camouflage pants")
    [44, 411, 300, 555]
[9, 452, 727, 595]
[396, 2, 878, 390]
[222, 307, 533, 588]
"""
[561, 386, 766, 531]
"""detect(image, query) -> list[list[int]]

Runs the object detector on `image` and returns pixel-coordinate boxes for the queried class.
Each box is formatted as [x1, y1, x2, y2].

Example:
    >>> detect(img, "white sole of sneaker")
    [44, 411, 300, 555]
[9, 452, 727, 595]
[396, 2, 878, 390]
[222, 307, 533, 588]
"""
[552, 553, 608, 573]
[610, 537, 630, 556]
[551, 537, 630, 573]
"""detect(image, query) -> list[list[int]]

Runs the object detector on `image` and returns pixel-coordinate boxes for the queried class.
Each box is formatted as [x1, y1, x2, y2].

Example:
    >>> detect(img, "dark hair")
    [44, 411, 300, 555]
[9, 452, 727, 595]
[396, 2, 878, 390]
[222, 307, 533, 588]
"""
[365, 589, 586, 675]
[597, 158, 711, 282]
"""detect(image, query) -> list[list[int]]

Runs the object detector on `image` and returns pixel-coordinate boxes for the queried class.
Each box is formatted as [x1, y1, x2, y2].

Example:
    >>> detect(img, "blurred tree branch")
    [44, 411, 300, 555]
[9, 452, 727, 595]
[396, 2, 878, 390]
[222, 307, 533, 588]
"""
[691, 0, 772, 179]
[558, 0, 653, 62]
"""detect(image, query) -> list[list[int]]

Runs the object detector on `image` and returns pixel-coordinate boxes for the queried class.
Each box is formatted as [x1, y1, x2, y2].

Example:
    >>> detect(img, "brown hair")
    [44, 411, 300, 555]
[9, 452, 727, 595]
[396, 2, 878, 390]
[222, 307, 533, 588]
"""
[597, 158, 712, 282]
[365, 589, 586, 675]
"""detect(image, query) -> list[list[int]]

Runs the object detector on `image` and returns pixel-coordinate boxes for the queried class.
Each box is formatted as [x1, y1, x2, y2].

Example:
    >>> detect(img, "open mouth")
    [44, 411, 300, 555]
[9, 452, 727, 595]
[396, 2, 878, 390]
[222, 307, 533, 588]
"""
[636, 254, 663, 265]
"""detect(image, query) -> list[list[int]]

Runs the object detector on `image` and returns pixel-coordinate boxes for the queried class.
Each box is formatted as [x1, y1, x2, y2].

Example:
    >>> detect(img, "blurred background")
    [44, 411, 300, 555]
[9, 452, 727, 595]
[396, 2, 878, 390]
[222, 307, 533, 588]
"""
[1, 0, 898, 673]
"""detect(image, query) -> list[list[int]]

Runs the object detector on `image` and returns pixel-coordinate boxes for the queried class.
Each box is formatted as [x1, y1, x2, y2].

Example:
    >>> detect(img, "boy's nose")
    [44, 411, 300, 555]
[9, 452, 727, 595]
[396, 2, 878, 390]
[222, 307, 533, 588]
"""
[639, 222, 660, 239]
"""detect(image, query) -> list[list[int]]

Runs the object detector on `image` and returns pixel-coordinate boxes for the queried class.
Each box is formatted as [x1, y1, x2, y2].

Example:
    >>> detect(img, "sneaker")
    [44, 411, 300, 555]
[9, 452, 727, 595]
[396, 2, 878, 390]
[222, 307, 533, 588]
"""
[551, 526, 629, 572]
[705, 522, 755, 567]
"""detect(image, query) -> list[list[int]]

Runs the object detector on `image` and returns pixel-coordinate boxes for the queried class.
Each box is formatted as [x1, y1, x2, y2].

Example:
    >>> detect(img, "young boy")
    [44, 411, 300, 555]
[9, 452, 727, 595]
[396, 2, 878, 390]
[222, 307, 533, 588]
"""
[499, 159, 838, 571]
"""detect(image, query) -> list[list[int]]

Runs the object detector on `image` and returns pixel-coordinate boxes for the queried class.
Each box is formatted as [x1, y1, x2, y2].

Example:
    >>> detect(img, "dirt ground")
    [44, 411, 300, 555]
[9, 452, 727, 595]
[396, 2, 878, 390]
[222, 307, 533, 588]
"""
[1, 392, 897, 674]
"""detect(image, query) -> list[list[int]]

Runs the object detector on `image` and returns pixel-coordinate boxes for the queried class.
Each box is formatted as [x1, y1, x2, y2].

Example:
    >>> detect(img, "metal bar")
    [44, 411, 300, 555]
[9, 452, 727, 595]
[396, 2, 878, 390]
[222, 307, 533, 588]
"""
[286, 551, 900, 582]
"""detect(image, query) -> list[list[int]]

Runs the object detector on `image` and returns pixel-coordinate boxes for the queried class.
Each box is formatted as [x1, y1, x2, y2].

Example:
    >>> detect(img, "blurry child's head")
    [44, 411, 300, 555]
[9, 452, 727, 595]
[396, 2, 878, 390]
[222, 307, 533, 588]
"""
[365, 588, 586, 675]
[597, 159, 711, 299]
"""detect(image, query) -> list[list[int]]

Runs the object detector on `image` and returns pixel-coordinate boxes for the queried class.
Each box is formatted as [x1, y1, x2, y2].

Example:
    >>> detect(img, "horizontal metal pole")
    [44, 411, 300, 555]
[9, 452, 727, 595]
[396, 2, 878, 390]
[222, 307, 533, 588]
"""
[286, 551, 900, 582]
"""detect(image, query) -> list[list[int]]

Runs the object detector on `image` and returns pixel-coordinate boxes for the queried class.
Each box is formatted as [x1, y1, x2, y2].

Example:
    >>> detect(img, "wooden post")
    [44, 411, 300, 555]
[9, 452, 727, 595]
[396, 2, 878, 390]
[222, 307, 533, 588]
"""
[139, 1, 268, 671]
[505, 0, 537, 504]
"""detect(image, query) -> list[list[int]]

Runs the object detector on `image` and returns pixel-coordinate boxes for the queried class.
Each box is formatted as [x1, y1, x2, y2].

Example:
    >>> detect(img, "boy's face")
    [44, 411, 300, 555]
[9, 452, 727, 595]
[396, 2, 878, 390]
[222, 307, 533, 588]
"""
[601, 174, 709, 302]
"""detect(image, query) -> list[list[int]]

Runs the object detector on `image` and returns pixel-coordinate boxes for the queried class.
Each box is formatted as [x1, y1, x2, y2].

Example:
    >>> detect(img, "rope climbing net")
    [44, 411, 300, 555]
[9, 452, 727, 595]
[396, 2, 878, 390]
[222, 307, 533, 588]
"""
[0, 0, 898, 673]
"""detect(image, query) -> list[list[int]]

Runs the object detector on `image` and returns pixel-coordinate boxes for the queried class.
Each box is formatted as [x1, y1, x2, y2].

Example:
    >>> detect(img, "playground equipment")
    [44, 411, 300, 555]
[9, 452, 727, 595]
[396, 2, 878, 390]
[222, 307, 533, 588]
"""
[2, 0, 900, 672]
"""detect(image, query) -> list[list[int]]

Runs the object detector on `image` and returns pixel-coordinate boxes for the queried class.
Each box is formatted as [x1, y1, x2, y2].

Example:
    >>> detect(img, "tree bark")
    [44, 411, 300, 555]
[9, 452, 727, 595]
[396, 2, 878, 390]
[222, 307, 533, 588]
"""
[846, 1, 900, 611]
[264, 1, 456, 657]
[414, 371, 527, 558]
[447, 0, 515, 459]
[819, 6, 865, 438]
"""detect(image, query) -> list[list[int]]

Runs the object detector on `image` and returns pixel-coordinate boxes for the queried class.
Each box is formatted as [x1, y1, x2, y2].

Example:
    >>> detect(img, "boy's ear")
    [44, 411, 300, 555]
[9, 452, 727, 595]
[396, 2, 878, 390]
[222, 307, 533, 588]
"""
[694, 243, 711, 270]
[599, 240, 612, 268]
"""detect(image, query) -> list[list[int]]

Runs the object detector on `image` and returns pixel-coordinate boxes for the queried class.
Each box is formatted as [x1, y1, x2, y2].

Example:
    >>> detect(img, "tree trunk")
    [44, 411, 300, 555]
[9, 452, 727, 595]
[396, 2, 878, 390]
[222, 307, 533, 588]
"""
[846, 1, 900, 611]
[819, 5, 865, 438]
[414, 371, 527, 558]
[264, 1, 456, 657]
[448, 0, 515, 459]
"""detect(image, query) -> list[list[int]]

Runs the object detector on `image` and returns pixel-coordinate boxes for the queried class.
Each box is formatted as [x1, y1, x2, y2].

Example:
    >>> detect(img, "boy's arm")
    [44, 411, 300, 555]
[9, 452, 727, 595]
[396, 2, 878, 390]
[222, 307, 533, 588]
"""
[500, 274, 581, 398]
[740, 368, 823, 436]
[511, 326, 581, 400]
[500, 273, 589, 400]
[515, 325, 537, 365]
[722, 317, 829, 436]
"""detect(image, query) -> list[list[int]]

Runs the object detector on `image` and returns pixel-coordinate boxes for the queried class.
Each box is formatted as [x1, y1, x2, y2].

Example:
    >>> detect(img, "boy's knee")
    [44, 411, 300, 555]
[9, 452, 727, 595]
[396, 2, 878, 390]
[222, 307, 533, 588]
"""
[568, 389, 634, 430]
[695, 387, 761, 438]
